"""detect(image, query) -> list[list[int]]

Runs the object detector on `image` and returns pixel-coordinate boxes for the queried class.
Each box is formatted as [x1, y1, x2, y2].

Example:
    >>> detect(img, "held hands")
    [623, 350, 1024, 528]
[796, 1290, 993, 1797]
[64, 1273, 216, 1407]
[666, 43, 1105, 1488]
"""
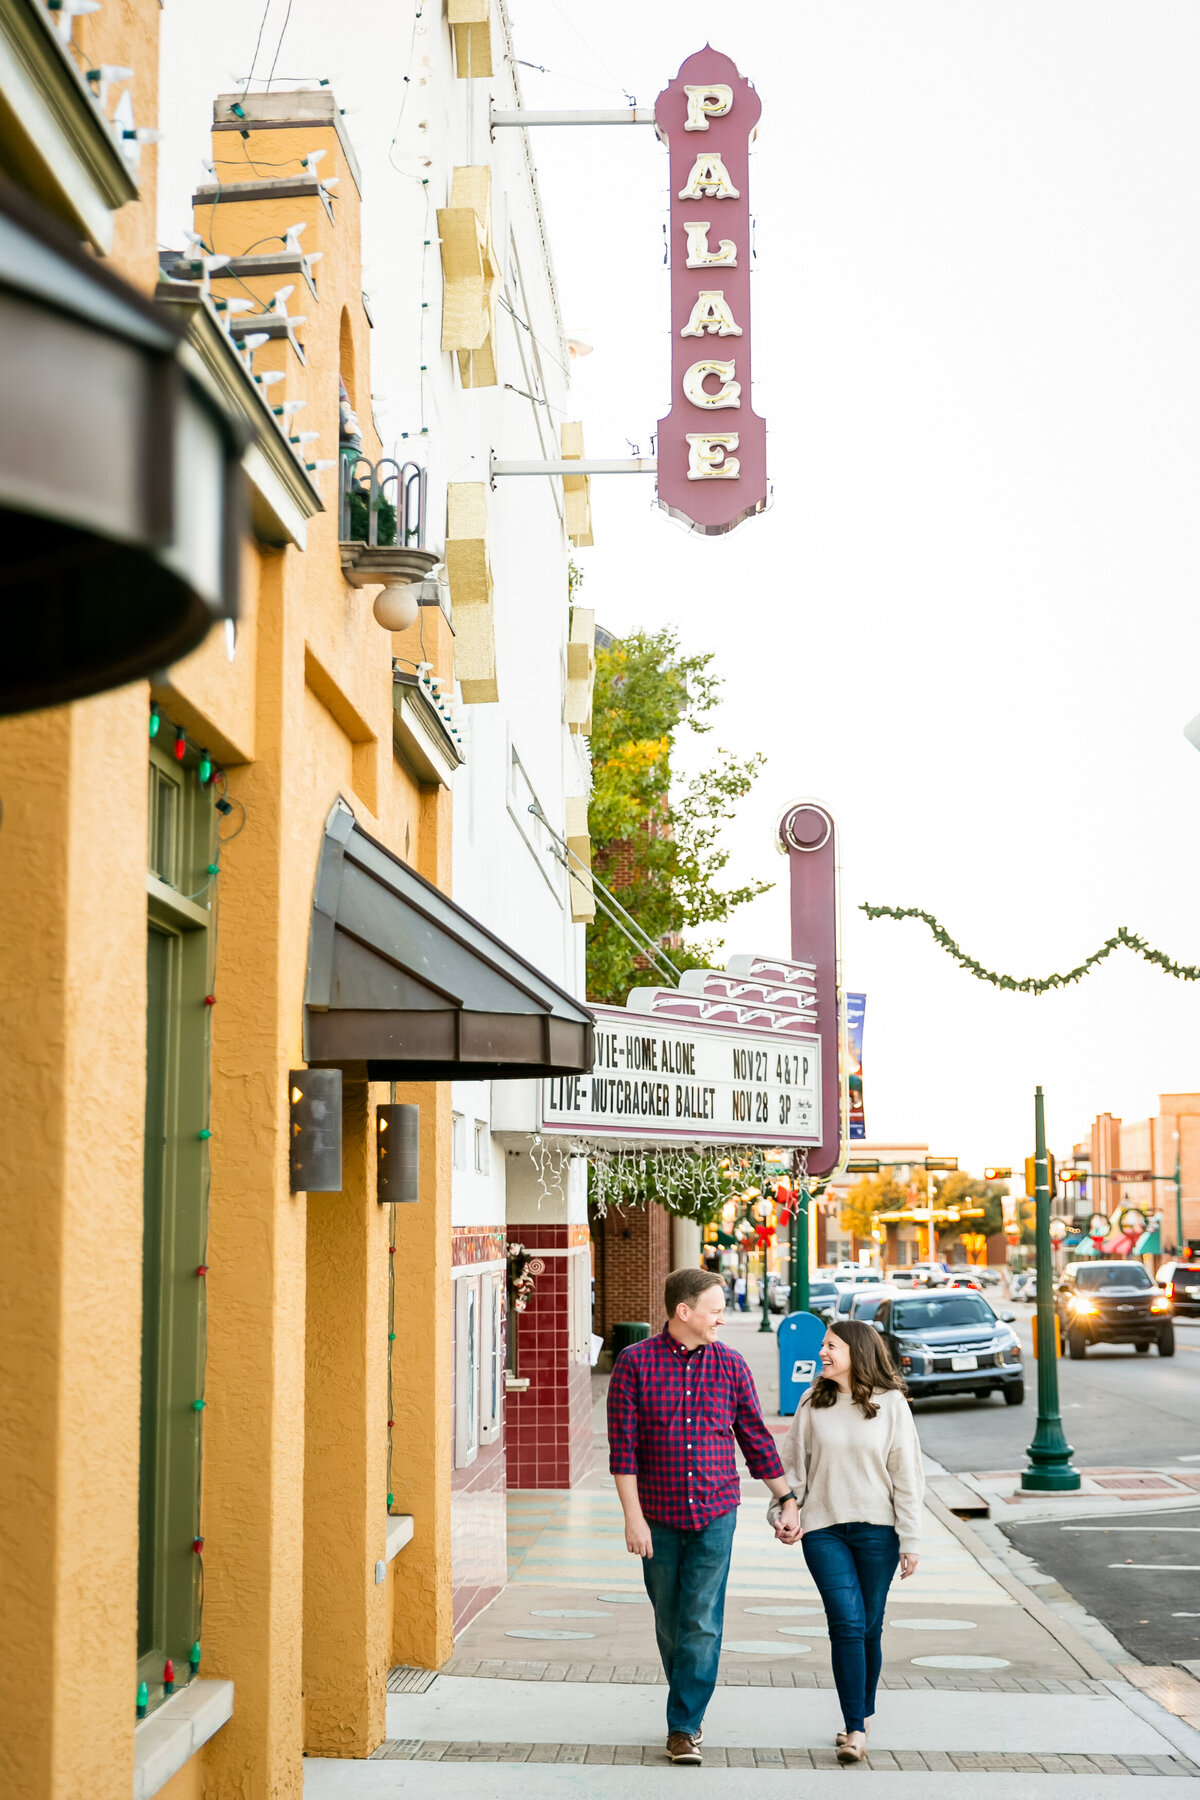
[624, 1512, 654, 1558]
[774, 1499, 802, 1546]
[900, 1553, 919, 1579]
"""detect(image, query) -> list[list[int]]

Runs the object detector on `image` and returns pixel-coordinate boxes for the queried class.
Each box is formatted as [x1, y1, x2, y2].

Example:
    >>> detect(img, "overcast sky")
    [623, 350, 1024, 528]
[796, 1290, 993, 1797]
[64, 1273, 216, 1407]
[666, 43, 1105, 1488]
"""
[162, 2, 1200, 1183]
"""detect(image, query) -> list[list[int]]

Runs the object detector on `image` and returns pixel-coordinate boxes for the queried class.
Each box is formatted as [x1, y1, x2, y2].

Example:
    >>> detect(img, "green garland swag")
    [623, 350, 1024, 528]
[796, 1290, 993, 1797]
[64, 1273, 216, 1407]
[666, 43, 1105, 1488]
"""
[860, 905, 1200, 994]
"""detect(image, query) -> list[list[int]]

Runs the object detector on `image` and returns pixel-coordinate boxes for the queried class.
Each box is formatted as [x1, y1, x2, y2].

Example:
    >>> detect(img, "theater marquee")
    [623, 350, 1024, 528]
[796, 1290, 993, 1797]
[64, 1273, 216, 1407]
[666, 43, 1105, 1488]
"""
[540, 1002, 821, 1148]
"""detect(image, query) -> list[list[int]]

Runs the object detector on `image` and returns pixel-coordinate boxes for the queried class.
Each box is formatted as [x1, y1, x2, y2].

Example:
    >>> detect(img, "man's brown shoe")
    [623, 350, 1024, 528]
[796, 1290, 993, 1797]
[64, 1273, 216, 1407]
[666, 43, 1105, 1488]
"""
[666, 1732, 702, 1765]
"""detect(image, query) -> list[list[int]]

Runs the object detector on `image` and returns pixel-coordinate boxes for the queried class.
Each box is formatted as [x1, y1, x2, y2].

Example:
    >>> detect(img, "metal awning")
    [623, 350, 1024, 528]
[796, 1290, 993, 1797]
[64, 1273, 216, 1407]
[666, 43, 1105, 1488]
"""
[304, 801, 595, 1080]
[0, 178, 243, 714]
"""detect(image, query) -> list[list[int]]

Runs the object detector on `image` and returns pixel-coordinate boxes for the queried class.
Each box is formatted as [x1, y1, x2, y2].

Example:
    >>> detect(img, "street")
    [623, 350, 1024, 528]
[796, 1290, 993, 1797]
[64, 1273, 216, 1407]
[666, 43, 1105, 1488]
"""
[1002, 1505, 1200, 1666]
[910, 1302, 1200, 1471]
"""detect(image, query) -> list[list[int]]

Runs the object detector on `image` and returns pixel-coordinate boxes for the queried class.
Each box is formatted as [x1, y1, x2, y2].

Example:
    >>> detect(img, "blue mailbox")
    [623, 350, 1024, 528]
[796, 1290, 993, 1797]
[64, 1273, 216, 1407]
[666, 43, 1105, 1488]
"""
[777, 1311, 828, 1415]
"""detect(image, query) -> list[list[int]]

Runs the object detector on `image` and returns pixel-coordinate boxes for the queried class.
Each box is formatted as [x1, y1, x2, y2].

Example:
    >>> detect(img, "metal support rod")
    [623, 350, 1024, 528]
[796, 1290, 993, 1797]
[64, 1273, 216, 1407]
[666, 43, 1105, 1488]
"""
[491, 108, 657, 127]
[491, 457, 657, 477]
[1021, 1086, 1081, 1492]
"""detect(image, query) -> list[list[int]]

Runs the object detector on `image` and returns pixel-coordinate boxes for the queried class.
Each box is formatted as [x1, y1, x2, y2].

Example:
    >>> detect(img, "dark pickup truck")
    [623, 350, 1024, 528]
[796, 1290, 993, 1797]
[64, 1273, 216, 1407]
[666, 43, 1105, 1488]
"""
[1054, 1260, 1174, 1357]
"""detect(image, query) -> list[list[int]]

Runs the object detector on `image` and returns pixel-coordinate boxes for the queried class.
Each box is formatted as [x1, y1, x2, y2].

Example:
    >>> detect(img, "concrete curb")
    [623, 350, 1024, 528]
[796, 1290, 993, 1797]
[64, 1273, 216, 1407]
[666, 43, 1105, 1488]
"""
[922, 1489, 1118, 1681]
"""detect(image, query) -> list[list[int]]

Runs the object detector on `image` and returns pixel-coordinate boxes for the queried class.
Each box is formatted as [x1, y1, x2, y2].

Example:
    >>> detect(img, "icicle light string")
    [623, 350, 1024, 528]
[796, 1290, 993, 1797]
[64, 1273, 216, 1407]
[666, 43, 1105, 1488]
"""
[861, 904, 1200, 993]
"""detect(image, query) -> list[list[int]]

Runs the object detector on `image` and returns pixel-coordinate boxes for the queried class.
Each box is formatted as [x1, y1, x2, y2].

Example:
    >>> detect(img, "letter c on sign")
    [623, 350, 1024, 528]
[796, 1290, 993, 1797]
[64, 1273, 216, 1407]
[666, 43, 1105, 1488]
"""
[683, 360, 741, 410]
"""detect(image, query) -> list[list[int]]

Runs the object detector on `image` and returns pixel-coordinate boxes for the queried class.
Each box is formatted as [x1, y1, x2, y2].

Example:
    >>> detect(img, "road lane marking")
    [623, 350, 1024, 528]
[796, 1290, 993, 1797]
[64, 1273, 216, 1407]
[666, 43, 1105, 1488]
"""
[1107, 1562, 1200, 1570]
[1064, 1526, 1200, 1532]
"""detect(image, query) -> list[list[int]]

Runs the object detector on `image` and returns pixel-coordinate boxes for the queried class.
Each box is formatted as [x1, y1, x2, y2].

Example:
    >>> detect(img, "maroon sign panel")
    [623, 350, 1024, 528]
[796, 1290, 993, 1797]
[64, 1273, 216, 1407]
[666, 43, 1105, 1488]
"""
[779, 803, 842, 1176]
[655, 46, 767, 535]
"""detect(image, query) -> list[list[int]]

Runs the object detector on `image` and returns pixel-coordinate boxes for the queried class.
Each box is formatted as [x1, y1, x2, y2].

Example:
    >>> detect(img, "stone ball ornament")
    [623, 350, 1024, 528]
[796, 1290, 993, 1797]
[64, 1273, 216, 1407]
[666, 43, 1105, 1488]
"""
[373, 582, 421, 632]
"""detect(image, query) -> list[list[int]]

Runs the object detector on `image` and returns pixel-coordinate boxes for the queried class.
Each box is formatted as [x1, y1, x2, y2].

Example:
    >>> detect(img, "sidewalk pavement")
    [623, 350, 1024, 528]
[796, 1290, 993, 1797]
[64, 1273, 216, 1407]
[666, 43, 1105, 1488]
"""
[306, 1312, 1200, 1794]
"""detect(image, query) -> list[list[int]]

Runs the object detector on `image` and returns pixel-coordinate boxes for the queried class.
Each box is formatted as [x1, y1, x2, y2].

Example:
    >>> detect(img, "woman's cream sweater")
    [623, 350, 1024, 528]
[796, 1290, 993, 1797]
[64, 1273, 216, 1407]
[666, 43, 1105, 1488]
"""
[773, 1387, 925, 1553]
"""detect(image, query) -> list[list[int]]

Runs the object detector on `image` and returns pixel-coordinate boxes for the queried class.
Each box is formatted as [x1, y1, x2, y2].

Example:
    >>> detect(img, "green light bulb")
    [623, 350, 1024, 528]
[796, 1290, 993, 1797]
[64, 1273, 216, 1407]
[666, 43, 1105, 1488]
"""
[136, 1681, 149, 1717]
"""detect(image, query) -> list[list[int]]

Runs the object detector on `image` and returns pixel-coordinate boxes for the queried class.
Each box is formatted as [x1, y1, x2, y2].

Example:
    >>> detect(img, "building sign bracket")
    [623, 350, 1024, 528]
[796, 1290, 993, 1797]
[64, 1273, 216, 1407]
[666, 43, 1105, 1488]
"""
[490, 108, 656, 128]
[490, 456, 656, 478]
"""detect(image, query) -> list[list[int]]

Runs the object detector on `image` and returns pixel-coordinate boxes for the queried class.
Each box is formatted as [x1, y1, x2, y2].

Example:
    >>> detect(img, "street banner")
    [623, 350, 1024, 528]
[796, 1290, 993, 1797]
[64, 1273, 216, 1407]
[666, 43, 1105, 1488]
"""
[845, 991, 866, 1140]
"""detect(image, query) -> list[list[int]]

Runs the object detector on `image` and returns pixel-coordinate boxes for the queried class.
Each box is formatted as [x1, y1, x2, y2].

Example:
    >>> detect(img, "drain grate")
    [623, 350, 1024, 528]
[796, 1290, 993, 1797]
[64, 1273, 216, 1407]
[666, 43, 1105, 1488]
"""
[1092, 1476, 1182, 1491]
[387, 1665, 439, 1694]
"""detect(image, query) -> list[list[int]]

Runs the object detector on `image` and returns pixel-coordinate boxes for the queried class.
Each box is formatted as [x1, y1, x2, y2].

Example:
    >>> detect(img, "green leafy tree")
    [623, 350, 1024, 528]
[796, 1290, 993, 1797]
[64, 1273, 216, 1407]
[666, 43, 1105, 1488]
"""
[841, 1174, 907, 1242]
[932, 1172, 1008, 1244]
[585, 626, 770, 1005]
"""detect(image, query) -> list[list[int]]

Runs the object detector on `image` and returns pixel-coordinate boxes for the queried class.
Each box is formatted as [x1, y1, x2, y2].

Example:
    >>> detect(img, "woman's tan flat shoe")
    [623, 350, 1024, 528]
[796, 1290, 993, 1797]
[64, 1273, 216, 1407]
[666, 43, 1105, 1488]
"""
[836, 1731, 868, 1764]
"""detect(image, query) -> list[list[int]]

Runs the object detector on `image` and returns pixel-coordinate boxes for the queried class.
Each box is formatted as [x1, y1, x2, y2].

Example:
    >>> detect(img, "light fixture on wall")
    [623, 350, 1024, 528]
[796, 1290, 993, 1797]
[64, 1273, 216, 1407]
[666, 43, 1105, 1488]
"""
[372, 584, 421, 632]
[377, 1104, 419, 1203]
[288, 1069, 343, 1193]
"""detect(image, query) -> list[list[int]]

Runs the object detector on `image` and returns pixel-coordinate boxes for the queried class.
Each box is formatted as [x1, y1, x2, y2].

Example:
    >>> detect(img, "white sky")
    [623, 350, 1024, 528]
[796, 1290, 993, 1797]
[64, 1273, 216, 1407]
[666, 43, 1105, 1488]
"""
[160, 1, 1200, 1181]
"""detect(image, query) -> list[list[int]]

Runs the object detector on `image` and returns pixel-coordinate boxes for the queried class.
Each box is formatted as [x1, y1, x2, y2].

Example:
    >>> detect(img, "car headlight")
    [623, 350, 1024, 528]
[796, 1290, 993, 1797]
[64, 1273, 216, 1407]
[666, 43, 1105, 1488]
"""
[1071, 1297, 1098, 1315]
[1002, 1342, 1022, 1362]
[1151, 1297, 1171, 1313]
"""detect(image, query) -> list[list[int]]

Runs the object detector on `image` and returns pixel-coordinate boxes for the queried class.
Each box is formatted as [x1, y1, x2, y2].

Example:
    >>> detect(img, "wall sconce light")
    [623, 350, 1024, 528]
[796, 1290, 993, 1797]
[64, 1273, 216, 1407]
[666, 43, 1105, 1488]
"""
[289, 1069, 343, 1193]
[377, 1103, 419, 1203]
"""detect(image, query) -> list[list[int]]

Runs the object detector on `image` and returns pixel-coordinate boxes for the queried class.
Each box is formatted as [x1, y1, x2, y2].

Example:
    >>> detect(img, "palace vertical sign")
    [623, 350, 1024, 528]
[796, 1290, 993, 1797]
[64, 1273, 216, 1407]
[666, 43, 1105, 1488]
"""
[655, 47, 767, 535]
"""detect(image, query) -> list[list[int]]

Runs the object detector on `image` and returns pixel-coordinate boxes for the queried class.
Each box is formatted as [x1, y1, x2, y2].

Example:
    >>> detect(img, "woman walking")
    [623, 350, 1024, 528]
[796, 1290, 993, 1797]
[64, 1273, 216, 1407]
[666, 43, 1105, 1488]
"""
[770, 1319, 923, 1764]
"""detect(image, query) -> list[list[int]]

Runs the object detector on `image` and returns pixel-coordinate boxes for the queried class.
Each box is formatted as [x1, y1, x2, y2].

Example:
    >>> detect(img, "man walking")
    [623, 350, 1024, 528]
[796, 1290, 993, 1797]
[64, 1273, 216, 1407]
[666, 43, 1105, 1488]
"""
[607, 1268, 800, 1765]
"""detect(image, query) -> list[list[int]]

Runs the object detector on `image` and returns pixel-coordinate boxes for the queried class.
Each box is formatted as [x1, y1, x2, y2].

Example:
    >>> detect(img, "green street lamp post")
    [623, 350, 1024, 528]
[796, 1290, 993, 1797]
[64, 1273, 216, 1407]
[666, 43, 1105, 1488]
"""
[790, 1170, 811, 1315]
[1022, 1086, 1081, 1492]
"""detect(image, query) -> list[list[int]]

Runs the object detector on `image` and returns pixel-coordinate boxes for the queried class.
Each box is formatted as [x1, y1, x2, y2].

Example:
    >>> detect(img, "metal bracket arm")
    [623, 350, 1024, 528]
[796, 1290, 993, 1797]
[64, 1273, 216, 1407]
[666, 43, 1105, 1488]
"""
[490, 108, 657, 128]
[490, 456, 657, 477]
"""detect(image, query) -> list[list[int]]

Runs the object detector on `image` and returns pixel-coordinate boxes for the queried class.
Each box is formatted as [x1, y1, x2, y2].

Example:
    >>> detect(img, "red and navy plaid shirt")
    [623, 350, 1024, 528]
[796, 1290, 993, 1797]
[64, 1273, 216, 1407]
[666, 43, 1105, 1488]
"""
[607, 1325, 784, 1529]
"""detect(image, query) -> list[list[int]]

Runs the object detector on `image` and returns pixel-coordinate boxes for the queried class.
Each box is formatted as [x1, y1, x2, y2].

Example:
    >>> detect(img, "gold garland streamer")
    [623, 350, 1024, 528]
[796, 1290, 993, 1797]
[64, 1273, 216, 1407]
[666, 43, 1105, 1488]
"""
[860, 906, 1200, 993]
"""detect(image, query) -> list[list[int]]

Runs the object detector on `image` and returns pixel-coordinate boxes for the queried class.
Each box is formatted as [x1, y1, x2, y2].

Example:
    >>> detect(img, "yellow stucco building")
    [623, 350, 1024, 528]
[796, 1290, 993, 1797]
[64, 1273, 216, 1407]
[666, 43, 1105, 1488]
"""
[0, 4, 594, 1795]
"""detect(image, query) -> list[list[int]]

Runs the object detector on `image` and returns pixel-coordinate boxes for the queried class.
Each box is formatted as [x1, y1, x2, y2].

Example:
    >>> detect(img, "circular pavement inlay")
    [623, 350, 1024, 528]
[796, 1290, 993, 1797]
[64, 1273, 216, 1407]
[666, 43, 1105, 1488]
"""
[595, 1593, 652, 1604]
[505, 1628, 596, 1641]
[746, 1605, 823, 1617]
[530, 1609, 612, 1619]
[890, 1618, 977, 1632]
[911, 1654, 1010, 1670]
[776, 1626, 827, 1637]
[722, 1641, 811, 1656]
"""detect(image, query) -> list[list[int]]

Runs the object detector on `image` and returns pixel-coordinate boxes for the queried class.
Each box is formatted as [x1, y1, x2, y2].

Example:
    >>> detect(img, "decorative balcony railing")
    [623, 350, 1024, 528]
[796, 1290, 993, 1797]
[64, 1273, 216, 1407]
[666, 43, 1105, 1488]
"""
[339, 455, 427, 550]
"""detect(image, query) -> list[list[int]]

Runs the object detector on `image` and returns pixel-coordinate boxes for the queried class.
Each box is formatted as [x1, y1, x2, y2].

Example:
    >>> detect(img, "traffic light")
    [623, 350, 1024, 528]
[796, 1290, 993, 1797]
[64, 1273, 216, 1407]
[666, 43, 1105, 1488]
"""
[1059, 1167, 1086, 1183]
[1024, 1152, 1057, 1198]
[924, 1157, 958, 1171]
[845, 1159, 880, 1174]
[984, 1166, 1012, 1181]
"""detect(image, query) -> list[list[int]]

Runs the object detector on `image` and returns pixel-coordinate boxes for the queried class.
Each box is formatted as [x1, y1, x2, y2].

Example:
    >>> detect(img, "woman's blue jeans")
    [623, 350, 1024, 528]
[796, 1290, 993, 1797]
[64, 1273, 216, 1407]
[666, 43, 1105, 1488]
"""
[802, 1522, 900, 1732]
[641, 1507, 738, 1737]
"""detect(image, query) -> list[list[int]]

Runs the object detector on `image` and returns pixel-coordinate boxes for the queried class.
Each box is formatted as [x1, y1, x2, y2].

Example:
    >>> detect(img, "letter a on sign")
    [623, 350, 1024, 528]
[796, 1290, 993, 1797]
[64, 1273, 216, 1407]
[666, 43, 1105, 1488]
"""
[655, 48, 766, 536]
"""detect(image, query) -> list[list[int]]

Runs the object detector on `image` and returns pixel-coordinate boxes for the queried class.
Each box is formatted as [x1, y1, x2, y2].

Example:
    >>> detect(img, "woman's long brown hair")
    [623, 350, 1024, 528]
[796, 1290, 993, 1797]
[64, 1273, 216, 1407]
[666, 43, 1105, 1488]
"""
[809, 1319, 907, 1419]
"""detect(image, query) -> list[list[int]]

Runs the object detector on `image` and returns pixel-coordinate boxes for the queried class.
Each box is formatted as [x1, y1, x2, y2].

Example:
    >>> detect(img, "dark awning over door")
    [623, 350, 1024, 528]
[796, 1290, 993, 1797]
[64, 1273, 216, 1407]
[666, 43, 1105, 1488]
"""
[305, 801, 595, 1080]
[0, 178, 243, 715]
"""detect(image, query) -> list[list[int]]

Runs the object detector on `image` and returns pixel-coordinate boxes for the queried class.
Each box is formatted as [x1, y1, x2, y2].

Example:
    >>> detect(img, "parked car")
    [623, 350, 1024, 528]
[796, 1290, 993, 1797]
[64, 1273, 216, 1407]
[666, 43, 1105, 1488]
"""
[976, 1268, 1002, 1287]
[886, 1268, 917, 1288]
[1054, 1261, 1173, 1357]
[875, 1289, 1024, 1404]
[806, 1280, 840, 1321]
[944, 1273, 984, 1291]
[1156, 1261, 1200, 1320]
[909, 1262, 951, 1287]
[1010, 1270, 1030, 1301]
[848, 1286, 897, 1323]
[831, 1281, 885, 1316]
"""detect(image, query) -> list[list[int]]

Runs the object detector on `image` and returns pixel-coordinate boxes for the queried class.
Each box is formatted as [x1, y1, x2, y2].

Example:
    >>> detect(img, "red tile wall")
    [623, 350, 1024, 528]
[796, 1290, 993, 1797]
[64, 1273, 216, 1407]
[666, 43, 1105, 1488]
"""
[505, 1223, 594, 1489]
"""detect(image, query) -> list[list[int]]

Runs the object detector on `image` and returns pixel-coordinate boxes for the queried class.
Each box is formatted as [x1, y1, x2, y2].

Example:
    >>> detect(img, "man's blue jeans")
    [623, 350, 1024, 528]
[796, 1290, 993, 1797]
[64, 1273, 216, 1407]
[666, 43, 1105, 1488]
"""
[802, 1522, 900, 1733]
[641, 1507, 738, 1736]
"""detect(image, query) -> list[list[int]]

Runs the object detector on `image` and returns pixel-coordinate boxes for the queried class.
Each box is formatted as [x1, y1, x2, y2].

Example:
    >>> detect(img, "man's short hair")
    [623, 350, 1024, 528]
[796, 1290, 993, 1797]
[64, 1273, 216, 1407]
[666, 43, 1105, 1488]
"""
[665, 1267, 723, 1317]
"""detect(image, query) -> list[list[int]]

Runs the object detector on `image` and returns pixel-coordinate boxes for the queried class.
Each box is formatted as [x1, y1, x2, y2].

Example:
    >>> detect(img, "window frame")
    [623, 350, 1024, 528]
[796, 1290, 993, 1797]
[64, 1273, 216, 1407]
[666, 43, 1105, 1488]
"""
[139, 744, 215, 1697]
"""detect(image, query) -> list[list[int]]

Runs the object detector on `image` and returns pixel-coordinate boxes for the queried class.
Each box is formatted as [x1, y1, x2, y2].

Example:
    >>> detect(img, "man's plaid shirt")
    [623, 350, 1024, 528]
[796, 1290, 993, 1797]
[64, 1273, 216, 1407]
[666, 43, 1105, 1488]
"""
[607, 1325, 784, 1529]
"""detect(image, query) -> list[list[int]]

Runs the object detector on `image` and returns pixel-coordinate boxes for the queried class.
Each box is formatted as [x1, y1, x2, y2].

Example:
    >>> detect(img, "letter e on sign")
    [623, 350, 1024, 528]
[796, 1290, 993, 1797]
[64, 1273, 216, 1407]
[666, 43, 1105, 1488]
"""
[655, 48, 766, 536]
